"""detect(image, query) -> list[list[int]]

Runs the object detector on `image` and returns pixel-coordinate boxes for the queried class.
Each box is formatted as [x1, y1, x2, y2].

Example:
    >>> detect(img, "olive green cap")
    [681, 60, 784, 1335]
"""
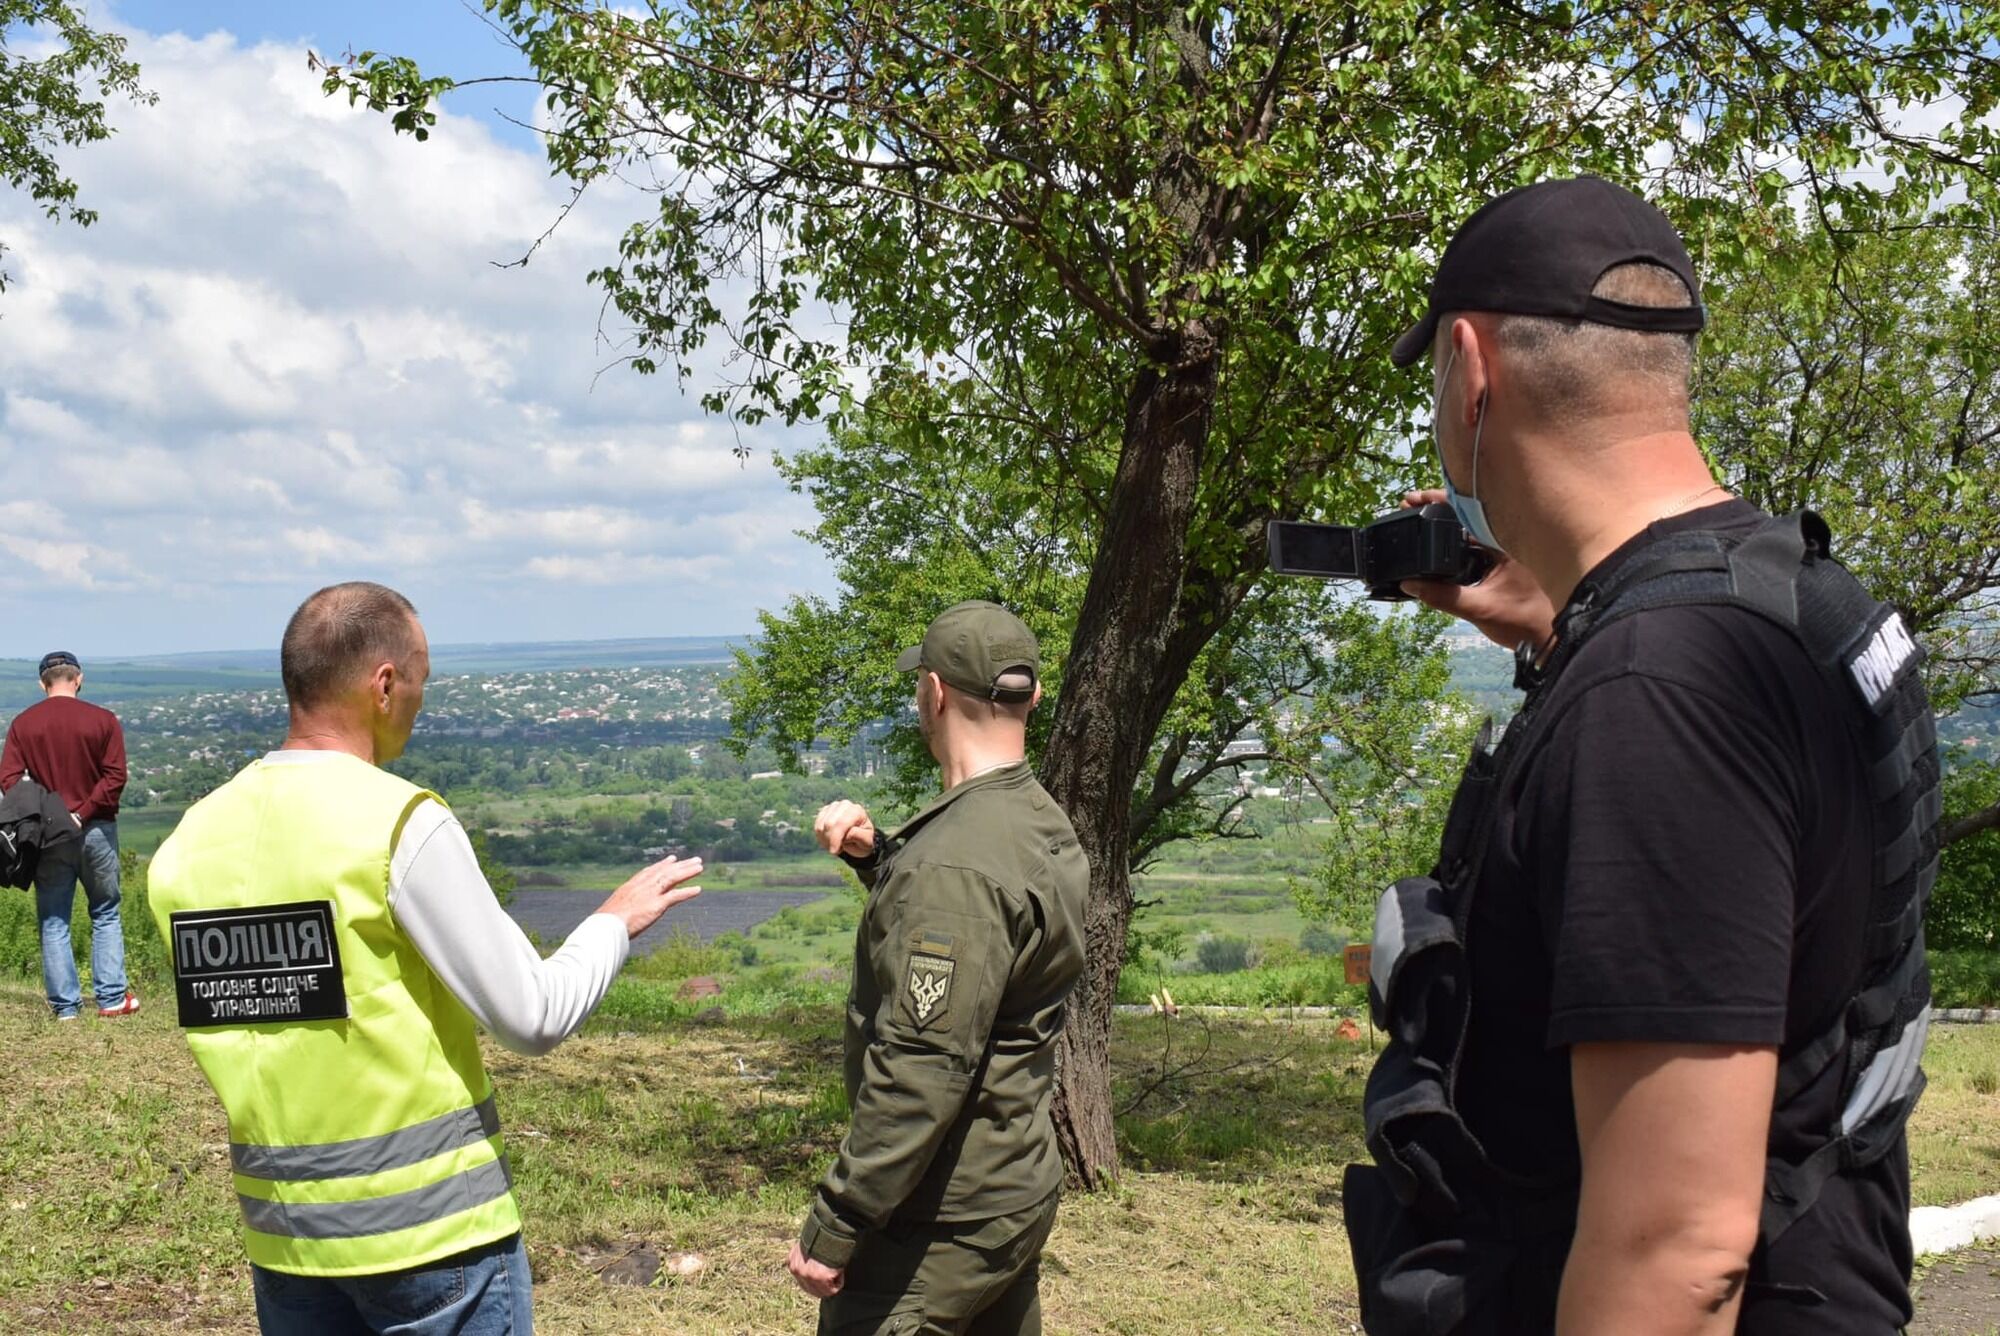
[895, 601, 1040, 704]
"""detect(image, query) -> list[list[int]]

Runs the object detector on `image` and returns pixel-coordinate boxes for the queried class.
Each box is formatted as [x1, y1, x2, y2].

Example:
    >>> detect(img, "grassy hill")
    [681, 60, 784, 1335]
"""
[1, 980, 1997, 1333]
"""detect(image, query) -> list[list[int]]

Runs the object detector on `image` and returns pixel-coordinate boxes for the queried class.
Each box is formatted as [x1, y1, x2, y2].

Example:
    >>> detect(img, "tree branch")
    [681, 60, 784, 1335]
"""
[1944, 800, 2000, 847]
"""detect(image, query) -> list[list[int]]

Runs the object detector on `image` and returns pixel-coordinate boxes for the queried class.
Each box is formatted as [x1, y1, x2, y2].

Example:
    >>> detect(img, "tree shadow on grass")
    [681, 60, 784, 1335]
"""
[1111, 1013, 1373, 1185]
[492, 1011, 852, 1205]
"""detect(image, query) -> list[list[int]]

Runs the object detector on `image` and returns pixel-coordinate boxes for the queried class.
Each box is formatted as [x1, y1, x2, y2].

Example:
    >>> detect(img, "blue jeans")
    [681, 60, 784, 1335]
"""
[251, 1234, 534, 1335]
[35, 818, 126, 1016]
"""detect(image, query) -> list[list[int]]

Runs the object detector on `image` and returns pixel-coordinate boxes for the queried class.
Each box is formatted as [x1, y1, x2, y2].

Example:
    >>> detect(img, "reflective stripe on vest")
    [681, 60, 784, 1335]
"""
[1844, 1007, 1929, 1137]
[240, 1157, 514, 1241]
[148, 755, 523, 1276]
[233, 1094, 501, 1181]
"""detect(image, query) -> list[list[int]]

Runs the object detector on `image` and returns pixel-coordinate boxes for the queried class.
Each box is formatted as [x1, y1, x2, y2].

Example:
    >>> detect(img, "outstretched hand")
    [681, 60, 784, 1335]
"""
[597, 855, 702, 940]
[1398, 489, 1557, 651]
[813, 800, 877, 859]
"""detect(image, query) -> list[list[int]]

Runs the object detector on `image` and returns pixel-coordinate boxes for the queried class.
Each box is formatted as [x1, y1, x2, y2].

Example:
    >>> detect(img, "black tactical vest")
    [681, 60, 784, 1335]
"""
[1343, 512, 1938, 1335]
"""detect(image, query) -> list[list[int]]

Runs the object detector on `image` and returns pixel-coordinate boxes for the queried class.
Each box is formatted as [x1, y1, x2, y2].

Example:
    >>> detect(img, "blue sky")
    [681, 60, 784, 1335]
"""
[0, 2, 837, 657]
[111, 1, 546, 147]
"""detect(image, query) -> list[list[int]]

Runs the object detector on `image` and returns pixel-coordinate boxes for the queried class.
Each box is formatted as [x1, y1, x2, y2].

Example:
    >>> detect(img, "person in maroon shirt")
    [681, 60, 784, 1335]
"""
[0, 652, 137, 1019]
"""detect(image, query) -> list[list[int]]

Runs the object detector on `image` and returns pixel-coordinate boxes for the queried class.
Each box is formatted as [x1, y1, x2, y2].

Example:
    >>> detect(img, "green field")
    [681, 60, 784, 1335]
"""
[109, 810, 184, 861]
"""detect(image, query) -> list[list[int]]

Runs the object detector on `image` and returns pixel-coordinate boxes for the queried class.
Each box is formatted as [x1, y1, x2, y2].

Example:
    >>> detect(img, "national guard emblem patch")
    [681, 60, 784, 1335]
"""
[908, 952, 955, 1028]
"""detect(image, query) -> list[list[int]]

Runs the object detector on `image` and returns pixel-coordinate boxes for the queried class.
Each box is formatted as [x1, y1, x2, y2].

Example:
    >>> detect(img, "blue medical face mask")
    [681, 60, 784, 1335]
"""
[1431, 347, 1505, 554]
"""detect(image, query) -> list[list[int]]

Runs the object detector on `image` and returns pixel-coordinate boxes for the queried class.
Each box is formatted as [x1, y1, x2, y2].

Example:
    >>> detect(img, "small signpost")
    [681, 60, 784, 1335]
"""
[1343, 943, 1372, 986]
[1343, 943, 1376, 1050]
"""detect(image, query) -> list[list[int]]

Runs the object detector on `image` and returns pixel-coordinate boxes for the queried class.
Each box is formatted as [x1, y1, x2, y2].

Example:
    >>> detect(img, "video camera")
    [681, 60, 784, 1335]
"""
[1266, 503, 1493, 602]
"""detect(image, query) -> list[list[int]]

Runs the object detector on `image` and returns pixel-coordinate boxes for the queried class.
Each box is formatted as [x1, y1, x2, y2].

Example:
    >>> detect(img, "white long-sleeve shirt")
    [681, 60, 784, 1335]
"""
[262, 750, 629, 1055]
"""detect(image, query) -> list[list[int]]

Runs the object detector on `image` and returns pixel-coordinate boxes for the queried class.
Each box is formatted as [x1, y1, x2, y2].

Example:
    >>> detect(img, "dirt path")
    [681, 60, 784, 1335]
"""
[1913, 1245, 2000, 1334]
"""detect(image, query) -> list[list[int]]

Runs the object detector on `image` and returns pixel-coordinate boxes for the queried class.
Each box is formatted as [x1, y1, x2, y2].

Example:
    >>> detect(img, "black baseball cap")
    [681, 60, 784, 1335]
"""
[895, 601, 1040, 704]
[37, 651, 80, 675]
[1390, 175, 1705, 367]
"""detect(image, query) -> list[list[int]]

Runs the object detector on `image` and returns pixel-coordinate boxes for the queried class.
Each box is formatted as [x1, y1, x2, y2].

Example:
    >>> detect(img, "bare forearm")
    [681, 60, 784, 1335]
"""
[1558, 1229, 1752, 1335]
[1563, 1042, 1773, 1336]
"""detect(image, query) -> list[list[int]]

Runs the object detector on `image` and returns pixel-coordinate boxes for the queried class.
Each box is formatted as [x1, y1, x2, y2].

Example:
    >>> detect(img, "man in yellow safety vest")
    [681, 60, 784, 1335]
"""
[150, 581, 703, 1334]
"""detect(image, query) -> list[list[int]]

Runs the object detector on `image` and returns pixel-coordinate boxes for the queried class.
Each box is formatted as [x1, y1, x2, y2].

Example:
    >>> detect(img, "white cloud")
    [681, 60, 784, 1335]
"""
[0, 24, 836, 653]
[523, 552, 731, 586]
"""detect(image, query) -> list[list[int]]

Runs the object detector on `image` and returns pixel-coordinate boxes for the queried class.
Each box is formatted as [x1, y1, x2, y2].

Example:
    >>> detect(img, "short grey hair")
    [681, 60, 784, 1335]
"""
[1490, 262, 1697, 423]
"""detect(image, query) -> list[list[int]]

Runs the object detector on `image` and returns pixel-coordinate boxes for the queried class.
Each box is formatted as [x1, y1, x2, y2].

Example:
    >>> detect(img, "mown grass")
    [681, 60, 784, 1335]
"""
[3, 972, 1998, 1334]
[0, 980, 1373, 1334]
[1907, 1024, 2000, 1208]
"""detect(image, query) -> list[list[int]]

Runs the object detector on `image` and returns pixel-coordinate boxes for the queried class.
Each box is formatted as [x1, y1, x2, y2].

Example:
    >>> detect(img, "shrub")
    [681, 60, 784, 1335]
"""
[0, 847, 169, 991]
[1258, 938, 1308, 970]
[0, 887, 38, 981]
[623, 927, 733, 982]
[1299, 925, 1347, 958]
[1930, 756, 2000, 950]
[468, 830, 517, 907]
[1124, 920, 1187, 973]
[1194, 934, 1253, 975]
[1930, 950, 2000, 1009]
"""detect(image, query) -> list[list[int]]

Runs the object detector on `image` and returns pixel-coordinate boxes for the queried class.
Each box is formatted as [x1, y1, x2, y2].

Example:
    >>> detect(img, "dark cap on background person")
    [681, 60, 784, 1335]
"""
[37, 651, 81, 677]
[895, 601, 1040, 704]
[1391, 175, 1706, 367]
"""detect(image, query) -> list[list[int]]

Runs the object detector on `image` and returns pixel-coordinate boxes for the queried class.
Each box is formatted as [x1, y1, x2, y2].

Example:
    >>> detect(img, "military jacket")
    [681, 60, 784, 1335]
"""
[799, 762, 1088, 1267]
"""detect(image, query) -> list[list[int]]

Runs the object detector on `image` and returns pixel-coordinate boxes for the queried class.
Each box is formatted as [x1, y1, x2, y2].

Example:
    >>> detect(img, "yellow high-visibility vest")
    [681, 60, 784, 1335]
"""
[149, 753, 522, 1276]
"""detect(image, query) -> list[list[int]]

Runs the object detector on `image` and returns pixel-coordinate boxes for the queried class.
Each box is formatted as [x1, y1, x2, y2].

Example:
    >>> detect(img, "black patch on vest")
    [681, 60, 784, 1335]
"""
[169, 901, 347, 1027]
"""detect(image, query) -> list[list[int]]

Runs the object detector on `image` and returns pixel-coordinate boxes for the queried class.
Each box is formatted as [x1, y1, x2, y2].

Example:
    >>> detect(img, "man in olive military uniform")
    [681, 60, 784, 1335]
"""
[786, 601, 1088, 1336]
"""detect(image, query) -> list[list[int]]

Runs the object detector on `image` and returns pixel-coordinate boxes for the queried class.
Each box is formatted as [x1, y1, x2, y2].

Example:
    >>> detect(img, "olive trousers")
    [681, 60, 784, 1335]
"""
[817, 1193, 1060, 1336]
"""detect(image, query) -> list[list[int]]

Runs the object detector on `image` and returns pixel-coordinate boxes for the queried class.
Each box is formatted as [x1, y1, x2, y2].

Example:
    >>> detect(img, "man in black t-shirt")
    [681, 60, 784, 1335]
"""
[1360, 177, 1915, 1332]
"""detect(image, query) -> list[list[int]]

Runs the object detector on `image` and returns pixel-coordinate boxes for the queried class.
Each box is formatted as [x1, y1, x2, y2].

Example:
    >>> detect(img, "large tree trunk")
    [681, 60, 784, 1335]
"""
[1040, 335, 1217, 1188]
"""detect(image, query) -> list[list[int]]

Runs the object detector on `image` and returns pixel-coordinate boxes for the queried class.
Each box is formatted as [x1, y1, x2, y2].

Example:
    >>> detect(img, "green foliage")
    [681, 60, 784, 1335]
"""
[620, 926, 735, 983]
[0, 885, 37, 980]
[1298, 924, 1346, 958]
[311, 49, 451, 140]
[1194, 934, 1253, 975]
[114, 847, 168, 987]
[467, 770, 859, 867]
[1118, 956, 1365, 1009]
[1697, 223, 2000, 713]
[1929, 950, 2000, 1009]
[0, 847, 167, 991]
[331, 2, 2000, 430]
[322, 4, 2000, 859]
[466, 828, 517, 907]
[1123, 917, 1187, 974]
[0, 0, 152, 291]
[330, 0, 2000, 1176]
[1932, 754, 2000, 951]
[1291, 704, 1479, 931]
